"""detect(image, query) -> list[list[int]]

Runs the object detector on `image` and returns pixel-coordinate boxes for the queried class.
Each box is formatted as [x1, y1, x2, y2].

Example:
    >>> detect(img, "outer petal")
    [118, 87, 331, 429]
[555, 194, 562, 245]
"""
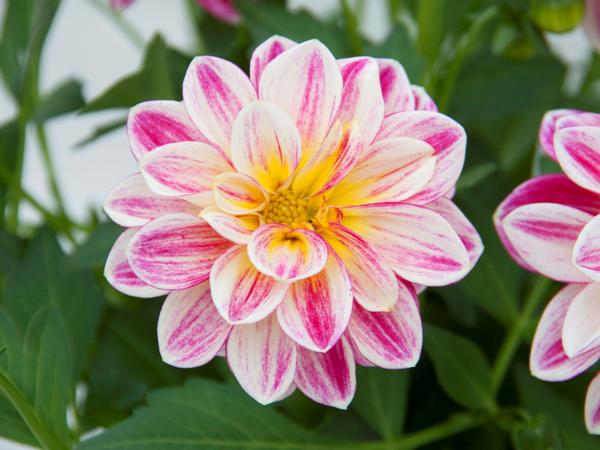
[574, 215, 600, 281]
[249, 36, 297, 91]
[227, 315, 297, 405]
[259, 40, 343, 157]
[277, 253, 353, 352]
[200, 206, 259, 244]
[377, 59, 414, 115]
[411, 85, 437, 112]
[247, 224, 328, 282]
[341, 204, 471, 286]
[127, 101, 208, 160]
[555, 126, 600, 195]
[127, 213, 232, 290]
[231, 101, 301, 192]
[346, 335, 375, 367]
[530, 284, 600, 381]
[139, 141, 232, 204]
[337, 57, 384, 146]
[292, 121, 362, 198]
[585, 373, 600, 435]
[183, 56, 257, 152]
[327, 137, 436, 207]
[538, 109, 580, 160]
[294, 337, 356, 409]
[347, 280, 422, 369]
[562, 283, 600, 358]
[103, 173, 201, 227]
[158, 283, 231, 368]
[196, 0, 240, 24]
[556, 112, 600, 130]
[210, 245, 288, 324]
[321, 224, 398, 312]
[377, 111, 466, 204]
[426, 197, 484, 267]
[213, 172, 267, 214]
[503, 203, 593, 283]
[104, 228, 167, 298]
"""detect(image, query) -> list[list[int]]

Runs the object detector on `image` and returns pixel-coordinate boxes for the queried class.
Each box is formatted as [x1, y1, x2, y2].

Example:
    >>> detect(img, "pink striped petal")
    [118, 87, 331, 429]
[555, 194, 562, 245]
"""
[103, 173, 201, 227]
[411, 85, 437, 112]
[341, 204, 470, 286]
[127, 101, 209, 160]
[347, 280, 422, 369]
[530, 284, 600, 381]
[538, 109, 580, 160]
[562, 283, 600, 358]
[250, 36, 297, 91]
[574, 215, 600, 281]
[227, 314, 297, 405]
[213, 172, 267, 214]
[210, 245, 288, 324]
[196, 0, 240, 24]
[346, 334, 375, 367]
[327, 137, 436, 207]
[377, 59, 414, 115]
[426, 197, 483, 266]
[337, 57, 384, 146]
[503, 203, 593, 283]
[259, 40, 343, 156]
[127, 213, 232, 290]
[247, 224, 328, 282]
[231, 101, 301, 192]
[200, 206, 259, 244]
[556, 112, 600, 130]
[111, 0, 135, 11]
[585, 373, 600, 434]
[555, 126, 600, 195]
[140, 141, 232, 204]
[104, 228, 167, 298]
[277, 253, 353, 352]
[322, 223, 398, 312]
[294, 337, 356, 409]
[158, 282, 231, 368]
[494, 174, 600, 270]
[377, 111, 466, 204]
[183, 56, 257, 153]
[292, 121, 362, 198]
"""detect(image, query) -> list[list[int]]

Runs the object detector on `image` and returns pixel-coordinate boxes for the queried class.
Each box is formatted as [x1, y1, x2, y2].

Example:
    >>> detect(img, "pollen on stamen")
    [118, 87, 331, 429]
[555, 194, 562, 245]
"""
[263, 189, 311, 227]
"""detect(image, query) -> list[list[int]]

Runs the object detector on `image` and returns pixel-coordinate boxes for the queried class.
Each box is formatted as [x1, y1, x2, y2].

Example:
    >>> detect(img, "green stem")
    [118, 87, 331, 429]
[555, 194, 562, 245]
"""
[35, 124, 68, 221]
[87, 0, 145, 49]
[491, 276, 552, 394]
[0, 369, 67, 450]
[6, 113, 28, 232]
[0, 164, 77, 243]
[341, 0, 364, 54]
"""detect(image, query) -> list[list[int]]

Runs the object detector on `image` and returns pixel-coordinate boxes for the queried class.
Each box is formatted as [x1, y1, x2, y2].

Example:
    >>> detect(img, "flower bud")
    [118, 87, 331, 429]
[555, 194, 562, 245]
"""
[530, 0, 585, 33]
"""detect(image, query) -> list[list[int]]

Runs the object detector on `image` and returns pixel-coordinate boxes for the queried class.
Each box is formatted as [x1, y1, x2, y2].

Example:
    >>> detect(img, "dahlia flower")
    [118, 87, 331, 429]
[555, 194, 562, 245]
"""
[103, 36, 482, 408]
[495, 109, 600, 433]
[111, 0, 240, 24]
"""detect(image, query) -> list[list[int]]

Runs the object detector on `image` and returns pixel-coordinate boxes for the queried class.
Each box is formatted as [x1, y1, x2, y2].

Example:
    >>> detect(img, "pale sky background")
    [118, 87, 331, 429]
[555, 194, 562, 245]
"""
[0, 0, 591, 448]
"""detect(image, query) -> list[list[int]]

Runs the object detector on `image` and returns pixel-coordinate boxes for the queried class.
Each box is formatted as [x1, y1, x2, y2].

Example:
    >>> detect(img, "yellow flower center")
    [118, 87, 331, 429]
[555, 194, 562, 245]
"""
[263, 189, 310, 227]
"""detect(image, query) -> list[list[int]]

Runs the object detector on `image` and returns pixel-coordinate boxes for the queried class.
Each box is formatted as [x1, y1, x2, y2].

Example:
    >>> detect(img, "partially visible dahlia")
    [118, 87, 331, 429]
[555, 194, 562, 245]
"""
[111, 0, 241, 24]
[103, 36, 482, 408]
[495, 109, 600, 433]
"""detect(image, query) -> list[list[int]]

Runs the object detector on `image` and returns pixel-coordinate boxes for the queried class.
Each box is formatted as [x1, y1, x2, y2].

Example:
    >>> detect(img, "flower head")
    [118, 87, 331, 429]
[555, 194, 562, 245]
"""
[111, 0, 240, 24]
[104, 36, 481, 408]
[495, 108, 600, 434]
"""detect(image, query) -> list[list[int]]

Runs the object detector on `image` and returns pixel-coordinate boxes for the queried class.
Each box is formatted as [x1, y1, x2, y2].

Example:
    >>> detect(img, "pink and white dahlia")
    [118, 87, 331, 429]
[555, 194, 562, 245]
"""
[495, 109, 600, 434]
[103, 36, 482, 408]
[110, 0, 240, 24]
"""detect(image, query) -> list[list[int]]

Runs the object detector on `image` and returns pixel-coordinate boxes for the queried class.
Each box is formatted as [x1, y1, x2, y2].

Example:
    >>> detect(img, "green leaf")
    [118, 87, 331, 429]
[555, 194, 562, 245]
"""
[424, 324, 495, 411]
[456, 162, 497, 192]
[66, 222, 122, 270]
[0, 398, 37, 447]
[33, 78, 86, 122]
[352, 367, 409, 440]
[511, 415, 562, 450]
[83, 35, 190, 113]
[78, 378, 334, 450]
[237, 0, 351, 57]
[0, 230, 104, 447]
[75, 118, 127, 149]
[0, 119, 20, 226]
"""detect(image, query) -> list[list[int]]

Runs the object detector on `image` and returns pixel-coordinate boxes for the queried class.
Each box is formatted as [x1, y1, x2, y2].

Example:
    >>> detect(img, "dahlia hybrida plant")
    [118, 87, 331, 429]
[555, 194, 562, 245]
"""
[103, 36, 482, 408]
[495, 109, 600, 433]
